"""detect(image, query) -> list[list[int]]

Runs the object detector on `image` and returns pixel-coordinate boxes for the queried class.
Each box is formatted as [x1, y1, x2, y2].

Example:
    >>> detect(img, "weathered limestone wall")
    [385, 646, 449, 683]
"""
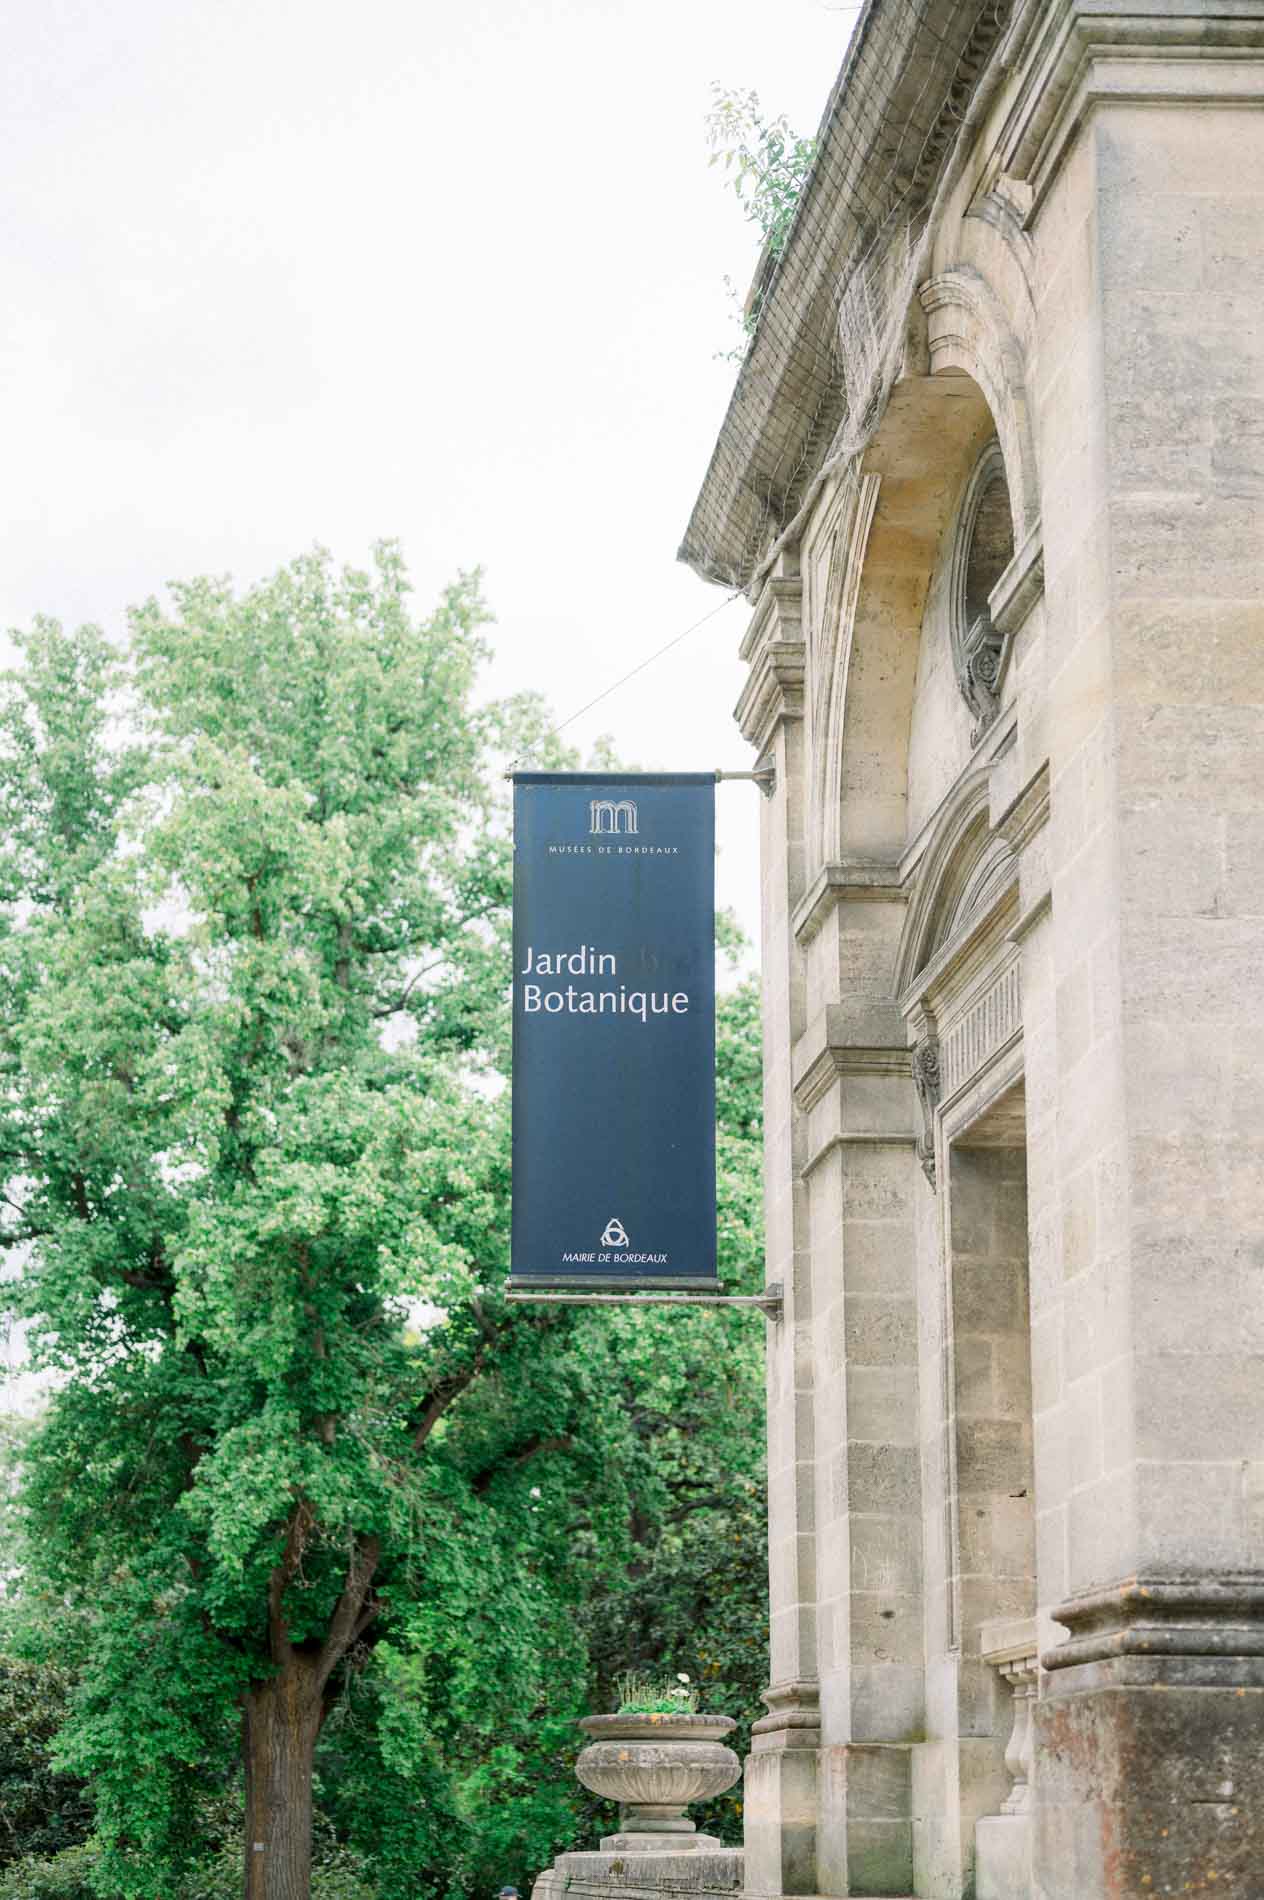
[1101, 94, 1264, 1581]
[690, 10, 1264, 1900]
[1025, 77, 1264, 1900]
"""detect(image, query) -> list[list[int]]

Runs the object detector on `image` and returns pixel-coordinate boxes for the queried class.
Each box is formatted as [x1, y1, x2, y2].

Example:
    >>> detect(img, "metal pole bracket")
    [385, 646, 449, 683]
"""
[504, 1282, 783, 1321]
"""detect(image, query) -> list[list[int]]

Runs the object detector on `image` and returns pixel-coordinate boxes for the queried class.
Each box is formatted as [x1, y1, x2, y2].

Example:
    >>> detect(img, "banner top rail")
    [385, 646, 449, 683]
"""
[510, 769, 721, 786]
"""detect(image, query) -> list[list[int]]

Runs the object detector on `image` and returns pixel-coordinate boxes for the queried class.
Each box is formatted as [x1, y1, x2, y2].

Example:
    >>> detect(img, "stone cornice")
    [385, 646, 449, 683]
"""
[681, 1, 1264, 591]
[796, 1051, 911, 1119]
[900, 870, 1021, 1021]
[733, 643, 805, 751]
[999, 0, 1264, 214]
[738, 572, 802, 661]
[792, 860, 905, 947]
[989, 517, 1045, 642]
[734, 571, 805, 750]
[980, 1612, 1040, 1670]
[792, 1001, 909, 1112]
[802, 1129, 918, 1178]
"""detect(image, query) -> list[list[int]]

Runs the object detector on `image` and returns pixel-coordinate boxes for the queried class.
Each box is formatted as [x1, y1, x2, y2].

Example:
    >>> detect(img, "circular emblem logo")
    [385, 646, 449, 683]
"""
[600, 1218, 629, 1248]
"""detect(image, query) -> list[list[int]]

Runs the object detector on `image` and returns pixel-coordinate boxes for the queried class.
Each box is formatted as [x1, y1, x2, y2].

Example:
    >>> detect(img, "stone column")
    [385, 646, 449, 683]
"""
[1011, 11, 1264, 1894]
[791, 902, 921, 1899]
[734, 554, 820, 1897]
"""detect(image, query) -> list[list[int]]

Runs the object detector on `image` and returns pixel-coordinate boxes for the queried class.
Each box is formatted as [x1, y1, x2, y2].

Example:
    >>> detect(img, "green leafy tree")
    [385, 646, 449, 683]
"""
[3, 553, 769, 1899]
[2, 550, 599, 1900]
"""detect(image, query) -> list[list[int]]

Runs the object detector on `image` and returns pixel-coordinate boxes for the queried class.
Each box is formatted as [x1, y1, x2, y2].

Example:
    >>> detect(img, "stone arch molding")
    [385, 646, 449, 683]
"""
[798, 261, 1041, 877]
[919, 267, 1040, 539]
[896, 771, 1019, 1187]
[804, 468, 881, 867]
[895, 770, 1015, 1000]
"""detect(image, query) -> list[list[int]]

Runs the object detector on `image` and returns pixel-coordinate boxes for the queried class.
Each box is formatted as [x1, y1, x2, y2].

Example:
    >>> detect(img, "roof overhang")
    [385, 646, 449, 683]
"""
[678, 0, 1019, 594]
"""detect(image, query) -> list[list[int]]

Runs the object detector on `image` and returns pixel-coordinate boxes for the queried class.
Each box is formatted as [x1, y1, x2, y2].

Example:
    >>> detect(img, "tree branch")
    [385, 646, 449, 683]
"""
[314, 1533, 381, 1695]
[410, 1354, 487, 1450]
[407, 1297, 567, 1450]
[266, 1497, 313, 1666]
[470, 1433, 574, 1496]
[369, 902, 504, 1018]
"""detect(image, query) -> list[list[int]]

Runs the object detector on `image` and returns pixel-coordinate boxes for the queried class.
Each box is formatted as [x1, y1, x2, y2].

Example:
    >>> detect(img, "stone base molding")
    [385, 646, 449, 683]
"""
[743, 1682, 821, 1896]
[1042, 1577, 1264, 1675]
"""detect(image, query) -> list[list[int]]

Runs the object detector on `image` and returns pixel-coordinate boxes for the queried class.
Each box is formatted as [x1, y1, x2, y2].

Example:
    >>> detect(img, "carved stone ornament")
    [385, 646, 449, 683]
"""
[955, 611, 1004, 735]
[950, 440, 1014, 743]
[911, 1034, 941, 1188]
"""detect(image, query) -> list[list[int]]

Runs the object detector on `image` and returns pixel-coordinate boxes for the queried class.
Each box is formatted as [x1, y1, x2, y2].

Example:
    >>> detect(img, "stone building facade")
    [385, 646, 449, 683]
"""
[680, 3, 1264, 1897]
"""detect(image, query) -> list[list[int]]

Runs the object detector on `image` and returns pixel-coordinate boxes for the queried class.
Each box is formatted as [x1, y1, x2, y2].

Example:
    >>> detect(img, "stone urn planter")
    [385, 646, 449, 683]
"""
[574, 1711, 740, 1853]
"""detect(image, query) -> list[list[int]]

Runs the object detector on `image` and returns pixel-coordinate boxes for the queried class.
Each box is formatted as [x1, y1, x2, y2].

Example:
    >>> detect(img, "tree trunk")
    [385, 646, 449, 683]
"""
[242, 1656, 323, 1900]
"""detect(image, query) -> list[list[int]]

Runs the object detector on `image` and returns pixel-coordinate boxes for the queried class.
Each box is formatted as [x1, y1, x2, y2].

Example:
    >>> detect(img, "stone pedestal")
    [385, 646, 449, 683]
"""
[531, 1849, 743, 1900]
[742, 1682, 820, 1895]
[1032, 1585, 1264, 1900]
[975, 1815, 1031, 1900]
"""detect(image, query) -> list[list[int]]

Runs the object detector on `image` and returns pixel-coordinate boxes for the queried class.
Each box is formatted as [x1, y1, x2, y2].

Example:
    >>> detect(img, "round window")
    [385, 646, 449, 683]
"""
[951, 440, 1014, 736]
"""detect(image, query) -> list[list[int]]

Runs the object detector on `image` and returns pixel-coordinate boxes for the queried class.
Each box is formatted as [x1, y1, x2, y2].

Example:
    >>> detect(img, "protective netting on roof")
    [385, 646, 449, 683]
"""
[679, 0, 1015, 595]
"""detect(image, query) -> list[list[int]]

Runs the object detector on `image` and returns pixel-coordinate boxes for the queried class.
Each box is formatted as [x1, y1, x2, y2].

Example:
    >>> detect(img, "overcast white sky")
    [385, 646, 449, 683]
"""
[2, 0, 858, 943]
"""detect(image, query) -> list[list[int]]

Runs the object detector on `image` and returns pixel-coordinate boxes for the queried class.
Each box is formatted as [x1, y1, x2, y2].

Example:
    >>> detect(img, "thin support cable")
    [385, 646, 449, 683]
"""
[549, 590, 745, 740]
[509, 589, 746, 771]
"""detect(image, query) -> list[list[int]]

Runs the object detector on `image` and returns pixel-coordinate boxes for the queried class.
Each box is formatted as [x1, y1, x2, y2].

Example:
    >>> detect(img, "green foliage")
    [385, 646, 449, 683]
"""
[0, 1844, 98, 1900]
[613, 1670, 698, 1714]
[0, 1661, 92, 1868]
[1, 547, 768, 1897]
[0, 1833, 376, 1900]
[705, 86, 816, 358]
[706, 86, 817, 257]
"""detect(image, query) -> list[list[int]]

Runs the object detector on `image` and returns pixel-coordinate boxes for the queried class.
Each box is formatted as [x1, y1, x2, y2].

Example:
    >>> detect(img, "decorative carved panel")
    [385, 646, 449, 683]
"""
[941, 962, 1021, 1098]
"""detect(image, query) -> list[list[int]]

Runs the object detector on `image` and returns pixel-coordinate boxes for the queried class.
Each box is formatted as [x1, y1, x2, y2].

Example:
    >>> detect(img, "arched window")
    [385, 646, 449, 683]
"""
[950, 440, 1014, 737]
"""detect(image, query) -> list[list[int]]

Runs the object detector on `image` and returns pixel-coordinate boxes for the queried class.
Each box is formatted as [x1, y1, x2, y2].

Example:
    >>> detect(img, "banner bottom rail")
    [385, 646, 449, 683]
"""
[505, 1282, 783, 1320]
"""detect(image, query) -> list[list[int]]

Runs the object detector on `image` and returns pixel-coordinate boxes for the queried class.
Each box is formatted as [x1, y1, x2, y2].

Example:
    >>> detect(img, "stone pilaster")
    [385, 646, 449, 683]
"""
[793, 871, 920, 1897]
[735, 553, 821, 1897]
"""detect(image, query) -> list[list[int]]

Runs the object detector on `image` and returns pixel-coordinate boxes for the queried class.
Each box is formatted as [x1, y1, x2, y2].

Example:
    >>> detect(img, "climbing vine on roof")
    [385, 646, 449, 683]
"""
[706, 85, 817, 256]
[706, 86, 816, 356]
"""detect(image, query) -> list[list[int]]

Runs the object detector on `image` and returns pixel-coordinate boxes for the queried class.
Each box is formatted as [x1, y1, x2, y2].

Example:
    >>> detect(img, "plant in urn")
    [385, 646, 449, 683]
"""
[574, 1673, 740, 1853]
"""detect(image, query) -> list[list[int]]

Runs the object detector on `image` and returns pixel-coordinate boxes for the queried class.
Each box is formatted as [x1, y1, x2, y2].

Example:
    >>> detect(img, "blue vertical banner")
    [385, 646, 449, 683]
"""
[509, 772, 717, 1290]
